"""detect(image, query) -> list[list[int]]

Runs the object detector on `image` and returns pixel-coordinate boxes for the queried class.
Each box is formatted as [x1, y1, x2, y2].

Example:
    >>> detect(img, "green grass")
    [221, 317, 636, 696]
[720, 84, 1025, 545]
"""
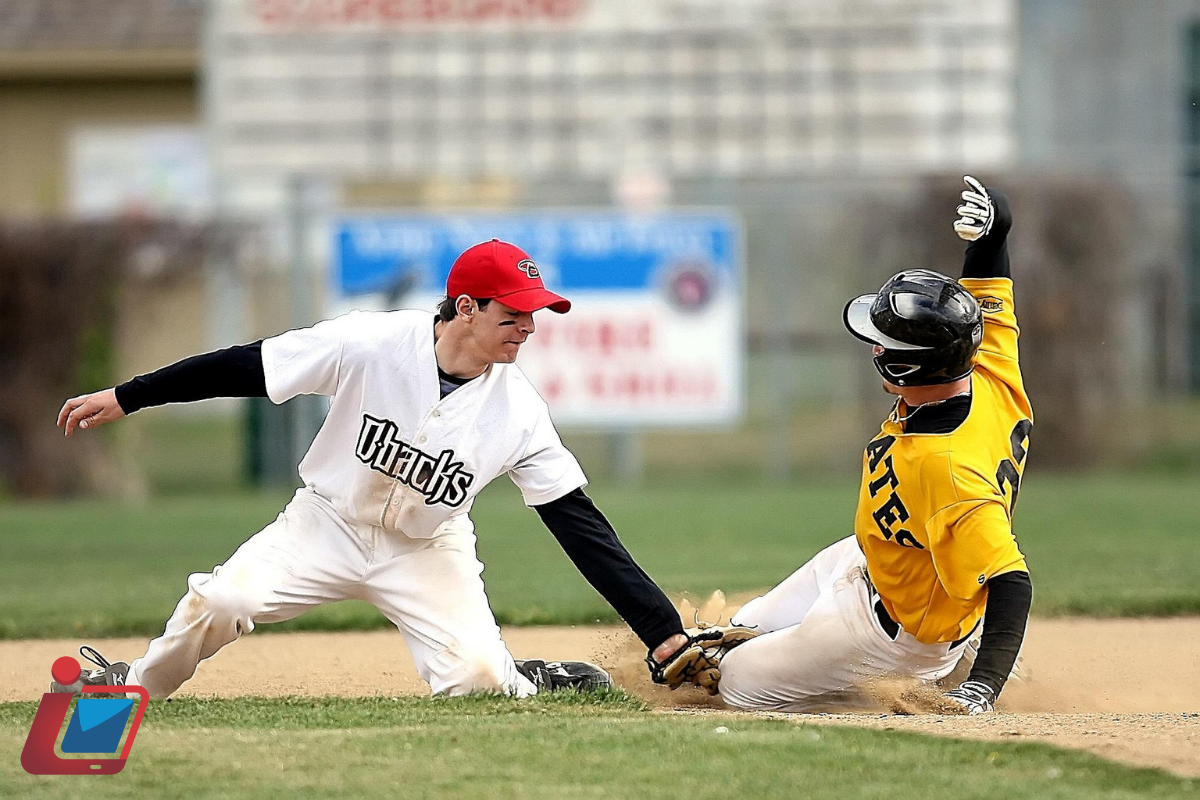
[0, 694, 1193, 799]
[1015, 472, 1200, 616]
[113, 411, 247, 495]
[1, 471, 1199, 639]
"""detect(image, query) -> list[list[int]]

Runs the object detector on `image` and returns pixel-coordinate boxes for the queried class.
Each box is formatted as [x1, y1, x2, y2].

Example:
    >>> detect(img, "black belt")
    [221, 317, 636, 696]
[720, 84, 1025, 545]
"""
[873, 598, 901, 640]
[872, 596, 979, 649]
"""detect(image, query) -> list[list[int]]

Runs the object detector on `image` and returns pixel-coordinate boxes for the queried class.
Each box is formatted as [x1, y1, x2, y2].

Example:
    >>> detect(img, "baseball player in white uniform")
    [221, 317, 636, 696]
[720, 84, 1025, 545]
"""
[55, 239, 690, 698]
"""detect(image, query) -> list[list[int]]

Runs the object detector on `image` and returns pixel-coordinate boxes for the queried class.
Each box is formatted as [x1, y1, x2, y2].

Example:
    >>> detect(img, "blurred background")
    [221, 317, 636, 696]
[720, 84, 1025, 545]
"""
[2, 0, 1198, 500]
[6, 0, 1200, 641]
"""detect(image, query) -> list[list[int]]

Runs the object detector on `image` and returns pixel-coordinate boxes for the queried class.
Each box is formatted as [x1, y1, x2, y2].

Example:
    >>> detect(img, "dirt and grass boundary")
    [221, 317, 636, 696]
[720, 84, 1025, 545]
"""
[4, 617, 1199, 779]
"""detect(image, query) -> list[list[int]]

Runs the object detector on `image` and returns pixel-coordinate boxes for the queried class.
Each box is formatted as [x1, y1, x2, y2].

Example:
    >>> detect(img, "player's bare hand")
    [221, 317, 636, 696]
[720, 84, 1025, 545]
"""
[953, 176, 995, 241]
[651, 633, 689, 665]
[58, 388, 125, 436]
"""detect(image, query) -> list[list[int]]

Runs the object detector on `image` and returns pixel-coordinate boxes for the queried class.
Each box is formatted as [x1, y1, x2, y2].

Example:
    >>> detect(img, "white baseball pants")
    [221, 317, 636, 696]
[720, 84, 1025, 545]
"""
[720, 535, 968, 712]
[127, 488, 535, 698]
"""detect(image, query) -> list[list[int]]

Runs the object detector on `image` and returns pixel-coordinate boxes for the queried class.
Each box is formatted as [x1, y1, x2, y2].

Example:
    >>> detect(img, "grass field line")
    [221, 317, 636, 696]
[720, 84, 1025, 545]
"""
[2, 695, 1197, 798]
[663, 706, 1200, 779]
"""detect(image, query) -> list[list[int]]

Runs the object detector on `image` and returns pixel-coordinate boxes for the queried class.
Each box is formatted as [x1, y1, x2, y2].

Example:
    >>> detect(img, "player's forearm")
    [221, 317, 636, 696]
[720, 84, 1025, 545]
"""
[961, 188, 1012, 281]
[535, 489, 685, 649]
[961, 239, 1010, 280]
[114, 342, 268, 414]
[966, 570, 1032, 697]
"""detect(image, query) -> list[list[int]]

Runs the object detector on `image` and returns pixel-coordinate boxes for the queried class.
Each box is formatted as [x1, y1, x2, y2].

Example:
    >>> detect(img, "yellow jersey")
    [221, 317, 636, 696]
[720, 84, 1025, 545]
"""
[853, 278, 1033, 645]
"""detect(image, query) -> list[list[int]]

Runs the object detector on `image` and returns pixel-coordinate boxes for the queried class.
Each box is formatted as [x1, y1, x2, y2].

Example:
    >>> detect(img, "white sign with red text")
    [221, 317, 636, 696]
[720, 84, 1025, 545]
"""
[516, 290, 740, 426]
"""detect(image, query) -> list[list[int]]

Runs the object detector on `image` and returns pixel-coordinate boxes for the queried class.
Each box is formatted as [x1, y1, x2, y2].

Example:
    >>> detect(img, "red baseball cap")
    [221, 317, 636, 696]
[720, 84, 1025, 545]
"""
[446, 239, 571, 314]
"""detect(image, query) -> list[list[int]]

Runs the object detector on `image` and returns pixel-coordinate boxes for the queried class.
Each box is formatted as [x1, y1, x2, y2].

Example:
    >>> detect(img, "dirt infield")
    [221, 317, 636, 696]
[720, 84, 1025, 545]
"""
[5, 617, 1199, 777]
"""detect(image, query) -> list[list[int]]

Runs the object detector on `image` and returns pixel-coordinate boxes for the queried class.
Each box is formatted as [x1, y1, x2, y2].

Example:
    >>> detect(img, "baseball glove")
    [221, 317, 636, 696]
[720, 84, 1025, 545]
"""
[646, 624, 759, 695]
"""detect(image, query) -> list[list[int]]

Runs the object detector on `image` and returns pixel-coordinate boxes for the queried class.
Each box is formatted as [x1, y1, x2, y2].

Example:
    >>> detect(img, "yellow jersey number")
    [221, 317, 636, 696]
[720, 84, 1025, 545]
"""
[996, 420, 1033, 516]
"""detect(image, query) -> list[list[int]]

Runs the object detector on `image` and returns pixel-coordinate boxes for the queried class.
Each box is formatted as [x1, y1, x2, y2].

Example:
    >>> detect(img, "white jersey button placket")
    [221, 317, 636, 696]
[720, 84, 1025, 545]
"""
[385, 406, 442, 529]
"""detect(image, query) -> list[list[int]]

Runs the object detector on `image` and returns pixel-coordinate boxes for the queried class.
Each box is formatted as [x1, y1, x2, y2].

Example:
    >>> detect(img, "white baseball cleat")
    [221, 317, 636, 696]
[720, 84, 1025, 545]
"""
[515, 659, 613, 692]
[49, 646, 130, 695]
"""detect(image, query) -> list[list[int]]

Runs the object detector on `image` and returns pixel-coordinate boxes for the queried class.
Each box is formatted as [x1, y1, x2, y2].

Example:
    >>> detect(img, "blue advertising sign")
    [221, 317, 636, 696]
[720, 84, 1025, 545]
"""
[331, 211, 743, 427]
[334, 212, 739, 297]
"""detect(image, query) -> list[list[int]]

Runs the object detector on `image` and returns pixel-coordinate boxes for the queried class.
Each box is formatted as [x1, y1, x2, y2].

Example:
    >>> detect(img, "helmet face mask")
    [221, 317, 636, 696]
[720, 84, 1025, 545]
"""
[843, 270, 983, 388]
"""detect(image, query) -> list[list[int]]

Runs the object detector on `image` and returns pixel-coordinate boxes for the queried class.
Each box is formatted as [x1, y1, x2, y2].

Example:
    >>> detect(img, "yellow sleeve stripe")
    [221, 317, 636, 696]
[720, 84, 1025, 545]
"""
[960, 277, 1013, 290]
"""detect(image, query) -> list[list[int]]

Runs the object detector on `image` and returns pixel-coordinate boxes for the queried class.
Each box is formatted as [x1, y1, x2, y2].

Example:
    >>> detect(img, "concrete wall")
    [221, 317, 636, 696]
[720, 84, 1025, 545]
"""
[0, 76, 196, 215]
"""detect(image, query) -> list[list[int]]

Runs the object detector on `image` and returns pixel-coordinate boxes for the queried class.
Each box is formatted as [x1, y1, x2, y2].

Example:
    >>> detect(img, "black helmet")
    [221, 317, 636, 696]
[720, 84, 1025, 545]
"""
[843, 269, 983, 387]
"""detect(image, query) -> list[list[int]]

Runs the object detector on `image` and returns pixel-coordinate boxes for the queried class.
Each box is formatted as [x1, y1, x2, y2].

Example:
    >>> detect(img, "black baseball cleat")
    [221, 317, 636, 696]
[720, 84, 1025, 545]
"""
[515, 659, 613, 692]
[49, 646, 130, 696]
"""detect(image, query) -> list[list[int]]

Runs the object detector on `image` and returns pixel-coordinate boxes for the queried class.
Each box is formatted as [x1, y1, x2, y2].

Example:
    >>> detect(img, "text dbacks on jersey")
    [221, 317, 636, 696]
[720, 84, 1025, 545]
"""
[356, 414, 474, 508]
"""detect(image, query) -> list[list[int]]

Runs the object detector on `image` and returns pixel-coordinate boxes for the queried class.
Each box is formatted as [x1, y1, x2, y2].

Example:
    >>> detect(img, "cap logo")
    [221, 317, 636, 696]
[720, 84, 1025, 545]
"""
[516, 259, 540, 279]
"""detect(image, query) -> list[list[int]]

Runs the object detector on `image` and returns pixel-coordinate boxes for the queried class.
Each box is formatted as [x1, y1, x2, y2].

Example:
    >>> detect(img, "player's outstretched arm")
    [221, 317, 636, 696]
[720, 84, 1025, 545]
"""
[534, 488, 686, 661]
[57, 341, 268, 437]
[943, 570, 1032, 714]
[955, 176, 1013, 281]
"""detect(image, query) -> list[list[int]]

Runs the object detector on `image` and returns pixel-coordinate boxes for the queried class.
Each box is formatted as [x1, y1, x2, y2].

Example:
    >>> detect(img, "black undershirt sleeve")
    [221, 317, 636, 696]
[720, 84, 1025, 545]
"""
[967, 570, 1032, 696]
[534, 488, 684, 650]
[960, 187, 1013, 281]
[114, 341, 268, 414]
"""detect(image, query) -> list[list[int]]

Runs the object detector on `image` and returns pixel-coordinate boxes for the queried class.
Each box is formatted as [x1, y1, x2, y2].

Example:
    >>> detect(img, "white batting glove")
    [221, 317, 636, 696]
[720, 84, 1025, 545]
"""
[953, 176, 995, 241]
[943, 680, 996, 715]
